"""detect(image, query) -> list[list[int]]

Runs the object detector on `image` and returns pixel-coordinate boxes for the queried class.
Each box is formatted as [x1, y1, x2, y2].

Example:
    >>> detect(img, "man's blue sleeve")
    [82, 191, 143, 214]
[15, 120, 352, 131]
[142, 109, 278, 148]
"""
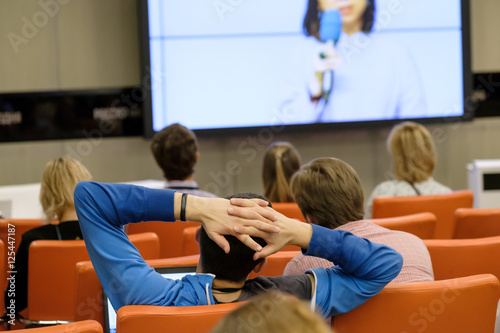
[305, 224, 403, 317]
[74, 181, 185, 311]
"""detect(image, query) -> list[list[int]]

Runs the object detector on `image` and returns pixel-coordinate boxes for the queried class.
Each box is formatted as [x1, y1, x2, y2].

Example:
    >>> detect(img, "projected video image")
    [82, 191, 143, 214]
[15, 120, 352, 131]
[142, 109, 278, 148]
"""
[146, 0, 465, 131]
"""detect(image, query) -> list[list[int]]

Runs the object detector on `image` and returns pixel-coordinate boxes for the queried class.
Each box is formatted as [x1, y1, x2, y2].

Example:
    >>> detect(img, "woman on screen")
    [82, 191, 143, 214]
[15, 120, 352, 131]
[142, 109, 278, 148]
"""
[280, 0, 427, 124]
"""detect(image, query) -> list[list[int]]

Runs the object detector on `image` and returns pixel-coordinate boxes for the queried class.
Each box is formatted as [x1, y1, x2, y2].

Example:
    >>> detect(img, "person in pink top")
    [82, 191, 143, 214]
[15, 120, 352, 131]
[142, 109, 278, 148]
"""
[283, 157, 433, 283]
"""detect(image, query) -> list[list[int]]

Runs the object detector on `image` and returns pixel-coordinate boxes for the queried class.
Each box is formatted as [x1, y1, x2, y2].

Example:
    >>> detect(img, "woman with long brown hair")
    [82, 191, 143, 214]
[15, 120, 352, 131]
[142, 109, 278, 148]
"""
[262, 142, 301, 202]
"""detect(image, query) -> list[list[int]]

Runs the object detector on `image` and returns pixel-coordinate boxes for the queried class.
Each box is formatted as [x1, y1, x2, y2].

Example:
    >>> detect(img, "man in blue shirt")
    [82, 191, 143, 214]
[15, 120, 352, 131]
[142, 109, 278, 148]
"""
[74, 181, 402, 317]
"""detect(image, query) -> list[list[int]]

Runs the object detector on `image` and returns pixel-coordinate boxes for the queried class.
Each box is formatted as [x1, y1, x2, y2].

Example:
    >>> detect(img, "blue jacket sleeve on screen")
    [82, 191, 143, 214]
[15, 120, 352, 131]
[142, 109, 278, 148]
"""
[74, 181, 214, 311]
[305, 224, 403, 317]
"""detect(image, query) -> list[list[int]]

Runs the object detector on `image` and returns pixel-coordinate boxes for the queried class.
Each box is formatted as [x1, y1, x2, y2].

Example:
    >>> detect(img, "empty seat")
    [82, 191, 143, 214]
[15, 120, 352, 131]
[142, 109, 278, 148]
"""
[271, 202, 306, 222]
[424, 236, 500, 281]
[372, 190, 473, 239]
[332, 274, 500, 333]
[453, 208, 500, 239]
[128, 221, 199, 258]
[117, 303, 241, 333]
[26, 233, 160, 325]
[370, 212, 436, 239]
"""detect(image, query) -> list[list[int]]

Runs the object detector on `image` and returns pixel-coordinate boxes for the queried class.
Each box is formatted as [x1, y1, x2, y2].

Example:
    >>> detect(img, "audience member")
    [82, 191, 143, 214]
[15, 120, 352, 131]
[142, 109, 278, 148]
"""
[4, 156, 92, 317]
[74, 182, 402, 318]
[284, 157, 434, 283]
[365, 121, 452, 218]
[151, 123, 216, 197]
[210, 291, 331, 333]
[262, 141, 301, 202]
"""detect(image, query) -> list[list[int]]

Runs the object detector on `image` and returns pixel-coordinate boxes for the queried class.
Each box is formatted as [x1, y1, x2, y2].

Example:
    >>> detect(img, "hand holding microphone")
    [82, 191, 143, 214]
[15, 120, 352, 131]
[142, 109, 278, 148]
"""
[309, 8, 343, 104]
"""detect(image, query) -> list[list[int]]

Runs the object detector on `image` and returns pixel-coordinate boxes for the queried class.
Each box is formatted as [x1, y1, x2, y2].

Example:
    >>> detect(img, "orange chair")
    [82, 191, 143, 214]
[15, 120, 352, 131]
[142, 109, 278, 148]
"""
[0, 240, 4, 324]
[128, 221, 199, 258]
[271, 202, 306, 222]
[126, 232, 161, 260]
[424, 236, 500, 281]
[21, 320, 102, 332]
[369, 212, 437, 239]
[181, 227, 199, 256]
[249, 251, 300, 279]
[116, 303, 241, 333]
[332, 274, 500, 333]
[26, 233, 160, 325]
[0, 219, 44, 266]
[372, 190, 473, 239]
[74, 255, 200, 327]
[453, 208, 500, 239]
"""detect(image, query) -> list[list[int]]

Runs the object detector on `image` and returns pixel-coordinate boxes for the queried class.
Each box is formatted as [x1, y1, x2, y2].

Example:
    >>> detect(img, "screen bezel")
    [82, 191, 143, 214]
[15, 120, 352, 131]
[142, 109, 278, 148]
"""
[138, 0, 473, 139]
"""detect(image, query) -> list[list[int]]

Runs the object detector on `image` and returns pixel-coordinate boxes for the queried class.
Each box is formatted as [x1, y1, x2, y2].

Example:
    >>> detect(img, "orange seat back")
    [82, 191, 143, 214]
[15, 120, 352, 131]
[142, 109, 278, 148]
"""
[453, 208, 500, 239]
[181, 227, 199, 256]
[117, 303, 241, 333]
[271, 202, 305, 222]
[372, 190, 473, 239]
[0, 219, 44, 269]
[21, 320, 102, 332]
[332, 274, 500, 333]
[74, 255, 200, 326]
[370, 212, 437, 239]
[0, 240, 4, 314]
[28, 233, 160, 322]
[424, 236, 500, 281]
[248, 251, 300, 279]
[28, 239, 91, 321]
[128, 221, 199, 258]
[127, 232, 161, 260]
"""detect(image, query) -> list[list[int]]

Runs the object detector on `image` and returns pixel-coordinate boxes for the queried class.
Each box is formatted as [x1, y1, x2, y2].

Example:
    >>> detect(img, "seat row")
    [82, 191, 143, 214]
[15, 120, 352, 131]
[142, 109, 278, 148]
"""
[4, 234, 498, 331]
[2, 192, 499, 266]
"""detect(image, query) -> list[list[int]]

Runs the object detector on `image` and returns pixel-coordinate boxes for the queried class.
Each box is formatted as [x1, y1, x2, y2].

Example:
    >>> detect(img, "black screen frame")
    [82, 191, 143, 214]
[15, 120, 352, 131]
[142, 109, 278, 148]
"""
[138, 0, 473, 139]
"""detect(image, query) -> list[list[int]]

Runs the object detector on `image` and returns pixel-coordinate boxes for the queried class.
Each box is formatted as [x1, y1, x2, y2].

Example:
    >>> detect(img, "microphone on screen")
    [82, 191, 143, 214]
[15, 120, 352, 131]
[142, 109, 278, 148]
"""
[318, 9, 342, 104]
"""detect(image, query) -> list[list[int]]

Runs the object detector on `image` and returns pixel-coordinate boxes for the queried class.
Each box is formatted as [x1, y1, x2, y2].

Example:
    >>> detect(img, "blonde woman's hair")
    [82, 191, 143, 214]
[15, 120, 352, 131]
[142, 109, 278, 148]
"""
[388, 122, 436, 183]
[262, 142, 301, 202]
[291, 158, 364, 229]
[39, 156, 92, 223]
[210, 291, 332, 333]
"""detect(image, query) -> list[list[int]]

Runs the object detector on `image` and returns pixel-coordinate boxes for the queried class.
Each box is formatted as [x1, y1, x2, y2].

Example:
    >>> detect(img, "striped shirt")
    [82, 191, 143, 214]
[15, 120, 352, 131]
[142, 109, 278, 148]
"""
[284, 220, 434, 284]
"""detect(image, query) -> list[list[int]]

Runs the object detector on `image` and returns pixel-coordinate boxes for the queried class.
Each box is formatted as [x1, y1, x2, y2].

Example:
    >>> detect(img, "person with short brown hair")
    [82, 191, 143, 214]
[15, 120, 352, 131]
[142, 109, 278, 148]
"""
[284, 157, 434, 284]
[365, 122, 452, 218]
[210, 291, 332, 333]
[151, 123, 216, 197]
[262, 142, 301, 202]
[291, 158, 364, 229]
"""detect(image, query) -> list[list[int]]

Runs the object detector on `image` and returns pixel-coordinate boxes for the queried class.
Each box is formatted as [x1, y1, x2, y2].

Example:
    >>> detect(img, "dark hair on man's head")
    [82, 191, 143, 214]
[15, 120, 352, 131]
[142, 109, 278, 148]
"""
[151, 123, 198, 180]
[303, 0, 376, 37]
[199, 193, 271, 282]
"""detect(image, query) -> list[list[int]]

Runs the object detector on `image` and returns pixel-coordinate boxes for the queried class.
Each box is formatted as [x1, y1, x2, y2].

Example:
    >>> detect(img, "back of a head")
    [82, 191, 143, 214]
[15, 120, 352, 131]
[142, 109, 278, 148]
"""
[291, 158, 364, 229]
[151, 123, 198, 180]
[199, 193, 269, 282]
[39, 156, 92, 222]
[210, 291, 331, 333]
[388, 121, 436, 183]
[262, 142, 301, 202]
